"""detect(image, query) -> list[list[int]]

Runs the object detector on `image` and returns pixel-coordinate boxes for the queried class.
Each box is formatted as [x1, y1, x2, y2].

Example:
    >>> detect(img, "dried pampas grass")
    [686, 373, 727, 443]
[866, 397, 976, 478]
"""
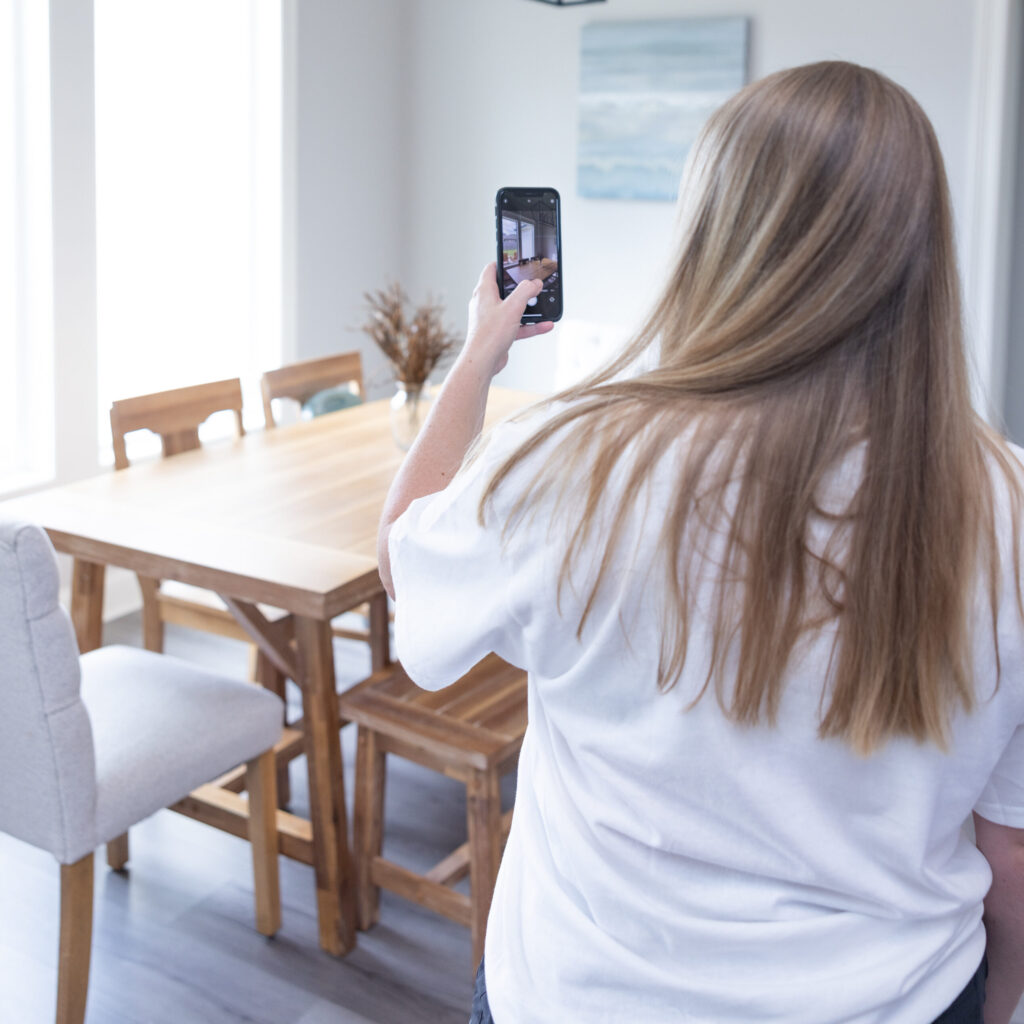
[361, 284, 461, 387]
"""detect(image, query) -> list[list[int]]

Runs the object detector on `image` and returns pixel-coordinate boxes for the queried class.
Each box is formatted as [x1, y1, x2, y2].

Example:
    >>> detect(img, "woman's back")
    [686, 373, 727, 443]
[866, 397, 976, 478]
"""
[391, 414, 1024, 1022]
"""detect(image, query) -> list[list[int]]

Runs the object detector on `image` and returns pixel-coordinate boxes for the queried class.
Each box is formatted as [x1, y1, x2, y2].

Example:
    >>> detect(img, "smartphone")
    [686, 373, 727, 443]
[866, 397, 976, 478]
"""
[495, 187, 563, 323]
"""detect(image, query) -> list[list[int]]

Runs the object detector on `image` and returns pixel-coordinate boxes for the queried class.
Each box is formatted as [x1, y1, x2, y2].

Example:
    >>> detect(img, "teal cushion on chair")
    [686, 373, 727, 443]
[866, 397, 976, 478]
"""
[301, 386, 363, 418]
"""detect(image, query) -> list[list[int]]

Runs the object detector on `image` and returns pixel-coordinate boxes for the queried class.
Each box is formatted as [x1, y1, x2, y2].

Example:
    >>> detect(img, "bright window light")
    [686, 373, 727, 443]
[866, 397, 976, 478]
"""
[0, 1, 55, 492]
[95, 0, 282, 462]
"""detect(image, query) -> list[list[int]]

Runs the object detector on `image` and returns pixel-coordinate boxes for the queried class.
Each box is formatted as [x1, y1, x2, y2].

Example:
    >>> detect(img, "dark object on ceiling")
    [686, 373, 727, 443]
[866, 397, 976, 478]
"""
[529, 0, 607, 5]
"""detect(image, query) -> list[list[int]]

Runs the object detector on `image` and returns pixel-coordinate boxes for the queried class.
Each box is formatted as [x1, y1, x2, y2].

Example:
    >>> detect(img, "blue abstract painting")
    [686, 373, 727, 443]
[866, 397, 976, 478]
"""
[578, 18, 749, 201]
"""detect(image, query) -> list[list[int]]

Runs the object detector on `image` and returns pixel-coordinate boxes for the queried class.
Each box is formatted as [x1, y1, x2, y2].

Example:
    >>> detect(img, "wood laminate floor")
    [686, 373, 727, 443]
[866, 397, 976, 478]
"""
[0, 613, 511, 1024]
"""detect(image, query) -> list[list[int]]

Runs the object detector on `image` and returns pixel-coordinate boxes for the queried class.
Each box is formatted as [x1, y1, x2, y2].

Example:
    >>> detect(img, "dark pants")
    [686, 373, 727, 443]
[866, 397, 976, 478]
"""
[469, 957, 495, 1024]
[468, 954, 987, 1023]
[932, 956, 987, 1024]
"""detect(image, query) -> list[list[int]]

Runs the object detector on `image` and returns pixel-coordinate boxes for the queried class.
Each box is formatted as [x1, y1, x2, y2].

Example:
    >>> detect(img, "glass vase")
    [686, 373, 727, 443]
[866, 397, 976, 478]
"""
[390, 381, 432, 451]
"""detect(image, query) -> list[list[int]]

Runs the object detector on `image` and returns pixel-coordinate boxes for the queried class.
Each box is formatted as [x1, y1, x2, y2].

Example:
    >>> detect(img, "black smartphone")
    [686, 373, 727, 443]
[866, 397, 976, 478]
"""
[495, 187, 563, 324]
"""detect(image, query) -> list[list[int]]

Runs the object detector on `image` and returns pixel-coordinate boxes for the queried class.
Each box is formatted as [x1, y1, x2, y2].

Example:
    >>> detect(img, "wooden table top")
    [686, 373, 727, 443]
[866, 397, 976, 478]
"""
[0, 387, 540, 619]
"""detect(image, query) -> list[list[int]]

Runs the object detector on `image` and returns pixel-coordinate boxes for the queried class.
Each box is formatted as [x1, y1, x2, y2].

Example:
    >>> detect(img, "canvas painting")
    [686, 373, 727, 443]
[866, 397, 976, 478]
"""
[578, 18, 749, 201]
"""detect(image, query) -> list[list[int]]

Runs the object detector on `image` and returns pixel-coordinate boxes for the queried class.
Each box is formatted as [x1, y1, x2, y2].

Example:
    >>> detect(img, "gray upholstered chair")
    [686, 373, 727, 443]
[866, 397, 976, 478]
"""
[0, 519, 285, 1024]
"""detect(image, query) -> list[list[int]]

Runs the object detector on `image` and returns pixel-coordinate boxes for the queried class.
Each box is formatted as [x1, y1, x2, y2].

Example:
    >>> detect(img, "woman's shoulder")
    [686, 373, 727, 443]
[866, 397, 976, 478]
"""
[471, 395, 585, 475]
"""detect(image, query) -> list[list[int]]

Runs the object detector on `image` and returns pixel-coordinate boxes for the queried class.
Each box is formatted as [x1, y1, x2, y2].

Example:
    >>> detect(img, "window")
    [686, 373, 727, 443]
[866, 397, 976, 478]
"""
[0, 1, 54, 491]
[94, 0, 281, 461]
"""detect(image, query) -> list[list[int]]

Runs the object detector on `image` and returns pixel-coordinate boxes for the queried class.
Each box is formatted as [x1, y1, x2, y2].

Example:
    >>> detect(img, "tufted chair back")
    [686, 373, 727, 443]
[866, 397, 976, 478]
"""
[0, 520, 97, 863]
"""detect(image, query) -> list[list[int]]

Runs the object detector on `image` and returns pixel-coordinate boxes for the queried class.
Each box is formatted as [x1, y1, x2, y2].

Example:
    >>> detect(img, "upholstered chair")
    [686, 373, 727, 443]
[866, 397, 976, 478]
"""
[0, 519, 284, 1024]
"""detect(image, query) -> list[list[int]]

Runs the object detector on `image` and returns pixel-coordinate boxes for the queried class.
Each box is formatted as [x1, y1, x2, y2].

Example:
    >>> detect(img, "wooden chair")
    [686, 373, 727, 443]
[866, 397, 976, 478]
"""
[340, 654, 527, 965]
[260, 351, 365, 429]
[0, 519, 283, 1024]
[260, 352, 377, 646]
[109, 378, 294, 819]
[110, 378, 255, 653]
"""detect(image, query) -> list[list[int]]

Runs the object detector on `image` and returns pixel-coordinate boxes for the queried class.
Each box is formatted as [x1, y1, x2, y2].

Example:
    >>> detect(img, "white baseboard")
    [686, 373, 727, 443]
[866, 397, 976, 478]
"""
[100, 566, 144, 621]
[56, 558, 143, 625]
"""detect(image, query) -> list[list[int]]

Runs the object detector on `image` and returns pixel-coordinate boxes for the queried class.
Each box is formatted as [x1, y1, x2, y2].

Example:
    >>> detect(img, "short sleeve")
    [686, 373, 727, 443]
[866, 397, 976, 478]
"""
[388, 421, 533, 691]
[975, 723, 1024, 827]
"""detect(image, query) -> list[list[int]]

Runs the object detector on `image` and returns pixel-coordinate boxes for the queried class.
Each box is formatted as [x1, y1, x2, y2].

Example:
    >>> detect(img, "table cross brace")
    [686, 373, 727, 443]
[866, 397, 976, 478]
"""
[219, 597, 299, 681]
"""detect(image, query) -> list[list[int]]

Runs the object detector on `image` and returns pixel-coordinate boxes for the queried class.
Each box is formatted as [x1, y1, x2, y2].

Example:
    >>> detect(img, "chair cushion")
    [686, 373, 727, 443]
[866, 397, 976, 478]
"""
[301, 385, 362, 418]
[80, 645, 283, 848]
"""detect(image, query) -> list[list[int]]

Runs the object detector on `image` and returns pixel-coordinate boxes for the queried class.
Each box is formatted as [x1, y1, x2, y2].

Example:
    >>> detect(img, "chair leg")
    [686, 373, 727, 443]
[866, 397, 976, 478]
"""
[467, 768, 502, 967]
[275, 758, 291, 811]
[246, 749, 281, 937]
[353, 727, 387, 930]
[137, 575, 164, 652]
[57, 853, 93, 1024]
[106, 832, 129, 871]
[368, 590, 391, 671]
[254, 649, 291, 808]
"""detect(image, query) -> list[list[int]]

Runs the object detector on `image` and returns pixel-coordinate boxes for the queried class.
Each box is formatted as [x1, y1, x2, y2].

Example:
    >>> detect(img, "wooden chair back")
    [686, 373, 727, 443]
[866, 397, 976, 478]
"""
[109, 378, 245, 469]
[260, 352, 365, 429]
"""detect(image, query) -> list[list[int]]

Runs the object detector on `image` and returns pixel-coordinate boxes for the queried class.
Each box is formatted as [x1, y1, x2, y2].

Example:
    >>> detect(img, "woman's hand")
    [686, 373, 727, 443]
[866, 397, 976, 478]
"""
[462, 262, 555, 378]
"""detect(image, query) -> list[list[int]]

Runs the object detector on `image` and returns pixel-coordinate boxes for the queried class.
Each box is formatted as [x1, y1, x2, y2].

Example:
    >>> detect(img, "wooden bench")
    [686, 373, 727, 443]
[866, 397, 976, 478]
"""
[340, 654, 527, 964]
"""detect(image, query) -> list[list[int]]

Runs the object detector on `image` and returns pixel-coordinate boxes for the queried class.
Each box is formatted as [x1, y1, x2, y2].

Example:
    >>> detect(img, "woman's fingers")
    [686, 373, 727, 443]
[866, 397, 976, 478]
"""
[509, 277, 543, 300]
[506, 277, 544, 319]
[476, 262, 500, 299]
[515, 321, 556, 341]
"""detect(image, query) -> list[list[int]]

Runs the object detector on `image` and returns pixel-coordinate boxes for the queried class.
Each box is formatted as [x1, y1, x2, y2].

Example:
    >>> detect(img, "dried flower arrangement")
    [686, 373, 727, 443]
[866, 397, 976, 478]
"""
[361, 283, 462, 389]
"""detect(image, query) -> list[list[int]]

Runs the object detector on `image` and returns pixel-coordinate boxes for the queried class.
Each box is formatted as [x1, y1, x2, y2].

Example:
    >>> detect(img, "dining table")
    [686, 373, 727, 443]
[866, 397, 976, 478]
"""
[0, 385, 537, 956]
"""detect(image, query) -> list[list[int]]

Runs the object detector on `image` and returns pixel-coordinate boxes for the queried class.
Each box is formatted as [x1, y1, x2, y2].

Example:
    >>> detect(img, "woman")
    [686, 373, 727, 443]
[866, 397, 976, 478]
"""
[379, 62, 1024, 1023]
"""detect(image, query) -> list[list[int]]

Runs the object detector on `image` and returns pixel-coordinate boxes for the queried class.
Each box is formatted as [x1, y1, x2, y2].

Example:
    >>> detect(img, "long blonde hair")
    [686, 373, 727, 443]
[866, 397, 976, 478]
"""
[481, 61, 1023, 754]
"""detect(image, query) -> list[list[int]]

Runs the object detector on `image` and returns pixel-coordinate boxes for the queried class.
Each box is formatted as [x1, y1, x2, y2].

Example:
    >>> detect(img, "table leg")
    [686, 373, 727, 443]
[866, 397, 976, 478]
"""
[294, 614, 356, 955]
[368, 589, 391, 672]
[70, 559, 105, 653]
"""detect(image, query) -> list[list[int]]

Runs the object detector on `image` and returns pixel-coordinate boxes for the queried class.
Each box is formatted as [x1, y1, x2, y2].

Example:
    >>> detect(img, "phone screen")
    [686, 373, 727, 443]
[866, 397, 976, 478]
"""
[495, 187, 563, 323]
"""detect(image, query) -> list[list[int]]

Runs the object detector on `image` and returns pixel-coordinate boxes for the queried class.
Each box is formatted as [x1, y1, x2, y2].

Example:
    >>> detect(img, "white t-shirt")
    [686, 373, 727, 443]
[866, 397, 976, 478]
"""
[388, 402, 1024, 1024]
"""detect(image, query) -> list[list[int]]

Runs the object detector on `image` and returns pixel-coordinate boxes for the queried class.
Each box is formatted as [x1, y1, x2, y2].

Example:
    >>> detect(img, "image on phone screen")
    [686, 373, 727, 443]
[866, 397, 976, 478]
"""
[496, 187, 563, 323]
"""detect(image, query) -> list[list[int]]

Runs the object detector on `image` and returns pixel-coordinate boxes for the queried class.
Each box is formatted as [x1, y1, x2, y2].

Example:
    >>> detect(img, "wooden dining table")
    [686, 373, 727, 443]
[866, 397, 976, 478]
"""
[0, 386, 536, 956]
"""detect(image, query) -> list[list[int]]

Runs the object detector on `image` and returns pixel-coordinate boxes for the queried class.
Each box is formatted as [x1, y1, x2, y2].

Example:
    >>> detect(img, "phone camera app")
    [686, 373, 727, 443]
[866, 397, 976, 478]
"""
[500, 193, 559, 312]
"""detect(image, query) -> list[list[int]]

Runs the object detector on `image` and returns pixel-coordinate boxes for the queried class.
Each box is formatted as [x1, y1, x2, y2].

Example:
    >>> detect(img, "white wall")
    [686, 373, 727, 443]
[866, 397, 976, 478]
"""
[291, 0, 409, 397]
[49, 0, 99, 487]
[399, 0, 978, 394]
[1000, 7, 1024, 442]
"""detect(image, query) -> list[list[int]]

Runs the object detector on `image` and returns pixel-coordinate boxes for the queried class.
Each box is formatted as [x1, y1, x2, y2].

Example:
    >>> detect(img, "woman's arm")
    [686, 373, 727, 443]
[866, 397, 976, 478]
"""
[974, 812, 1024, 1024]
[377, 263, 553, 598]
